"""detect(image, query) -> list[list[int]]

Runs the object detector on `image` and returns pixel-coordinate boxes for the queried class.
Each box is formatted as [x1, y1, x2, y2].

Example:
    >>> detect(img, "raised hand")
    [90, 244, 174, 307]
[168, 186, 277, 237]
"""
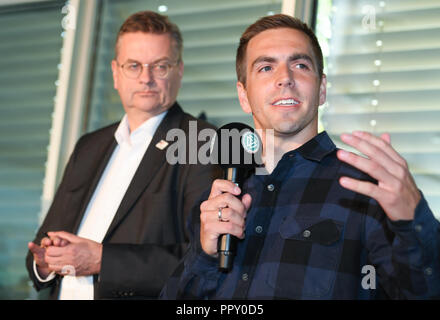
[337, 131, 421, 221]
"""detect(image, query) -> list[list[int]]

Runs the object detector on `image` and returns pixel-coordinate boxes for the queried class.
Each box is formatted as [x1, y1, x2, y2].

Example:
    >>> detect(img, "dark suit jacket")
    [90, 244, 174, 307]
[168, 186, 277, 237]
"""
[26, 103, 222, 299]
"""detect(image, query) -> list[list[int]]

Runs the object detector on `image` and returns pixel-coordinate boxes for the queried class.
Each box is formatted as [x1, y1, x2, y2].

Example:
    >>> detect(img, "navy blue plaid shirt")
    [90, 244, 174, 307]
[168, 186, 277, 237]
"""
[161, 132, 440, 299]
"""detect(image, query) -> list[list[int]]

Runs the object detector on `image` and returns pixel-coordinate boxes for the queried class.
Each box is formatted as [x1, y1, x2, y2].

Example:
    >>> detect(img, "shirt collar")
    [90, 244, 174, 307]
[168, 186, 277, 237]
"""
[285, 131, 336, 162]
[114, 111, 168, 146]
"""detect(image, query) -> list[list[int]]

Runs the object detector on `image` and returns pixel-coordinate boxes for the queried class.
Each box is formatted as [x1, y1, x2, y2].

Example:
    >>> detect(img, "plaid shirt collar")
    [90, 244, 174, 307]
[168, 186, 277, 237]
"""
[275, 131, 337, 165]
[295, 131, 337, 162]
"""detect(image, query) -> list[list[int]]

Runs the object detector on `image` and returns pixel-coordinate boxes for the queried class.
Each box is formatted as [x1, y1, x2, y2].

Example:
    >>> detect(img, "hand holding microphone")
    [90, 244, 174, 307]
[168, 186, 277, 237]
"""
[199, 180, 251, 256]
[200, 123, 262, 271]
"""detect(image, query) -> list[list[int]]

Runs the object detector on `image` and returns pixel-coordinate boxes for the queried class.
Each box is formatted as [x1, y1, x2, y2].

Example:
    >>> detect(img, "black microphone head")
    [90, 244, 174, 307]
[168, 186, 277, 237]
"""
[210, 122, 263, 169]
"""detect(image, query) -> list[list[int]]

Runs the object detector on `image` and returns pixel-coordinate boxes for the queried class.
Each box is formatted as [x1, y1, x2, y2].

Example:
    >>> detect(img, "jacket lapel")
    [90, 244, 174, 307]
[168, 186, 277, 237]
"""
[103, 103, 184, 240]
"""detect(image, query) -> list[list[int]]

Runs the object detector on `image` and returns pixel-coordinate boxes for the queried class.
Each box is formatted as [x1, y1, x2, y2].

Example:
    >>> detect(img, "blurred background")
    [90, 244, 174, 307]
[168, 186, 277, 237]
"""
[0, 0, 438, 299]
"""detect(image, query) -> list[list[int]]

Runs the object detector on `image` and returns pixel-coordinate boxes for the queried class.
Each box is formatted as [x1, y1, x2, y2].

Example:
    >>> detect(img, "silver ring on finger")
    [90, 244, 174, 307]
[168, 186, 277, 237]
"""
[218, 207, 228, 222]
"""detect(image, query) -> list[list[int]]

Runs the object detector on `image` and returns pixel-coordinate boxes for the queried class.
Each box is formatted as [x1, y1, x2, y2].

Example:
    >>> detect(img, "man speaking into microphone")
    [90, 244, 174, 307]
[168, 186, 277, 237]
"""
[161, 14, 440, 299]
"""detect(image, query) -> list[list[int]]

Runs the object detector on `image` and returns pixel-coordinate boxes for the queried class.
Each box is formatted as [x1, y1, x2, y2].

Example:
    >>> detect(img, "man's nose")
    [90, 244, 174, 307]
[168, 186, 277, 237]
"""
[276, 65, 295, 88]
[138, 65, 154, 84]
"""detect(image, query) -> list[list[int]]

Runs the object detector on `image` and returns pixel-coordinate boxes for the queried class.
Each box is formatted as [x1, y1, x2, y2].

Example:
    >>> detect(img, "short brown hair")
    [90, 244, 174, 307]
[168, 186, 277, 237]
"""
[115, 10, 183, 61]
[236, 14, 323, 86]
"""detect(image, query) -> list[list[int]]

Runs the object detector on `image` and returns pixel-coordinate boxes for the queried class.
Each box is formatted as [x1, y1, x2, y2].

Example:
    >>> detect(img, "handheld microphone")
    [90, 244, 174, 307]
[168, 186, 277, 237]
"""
[210, 122, 262, 272]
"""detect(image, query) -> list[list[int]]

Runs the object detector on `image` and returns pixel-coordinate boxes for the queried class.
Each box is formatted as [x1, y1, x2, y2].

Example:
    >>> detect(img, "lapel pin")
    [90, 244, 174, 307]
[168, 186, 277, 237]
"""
[155, 139, 169, 150]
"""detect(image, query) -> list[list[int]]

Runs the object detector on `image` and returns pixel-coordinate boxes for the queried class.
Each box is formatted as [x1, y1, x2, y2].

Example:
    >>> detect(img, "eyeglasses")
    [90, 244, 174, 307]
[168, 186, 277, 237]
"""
[117, 60, 178, 79]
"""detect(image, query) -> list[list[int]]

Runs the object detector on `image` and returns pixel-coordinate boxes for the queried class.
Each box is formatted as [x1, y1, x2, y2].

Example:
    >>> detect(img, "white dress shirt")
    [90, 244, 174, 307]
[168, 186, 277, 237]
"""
[34, 111, 167, 300]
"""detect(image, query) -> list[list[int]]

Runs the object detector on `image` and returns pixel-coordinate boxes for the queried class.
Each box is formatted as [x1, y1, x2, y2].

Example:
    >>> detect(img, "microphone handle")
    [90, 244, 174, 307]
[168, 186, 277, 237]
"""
[218, 167, 241, 272]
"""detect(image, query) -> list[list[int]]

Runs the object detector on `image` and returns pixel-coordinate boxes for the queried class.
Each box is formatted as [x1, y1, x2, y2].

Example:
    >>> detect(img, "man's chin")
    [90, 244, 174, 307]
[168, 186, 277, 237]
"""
[131, 102, 171, 115]
[271, 121, 301, 134]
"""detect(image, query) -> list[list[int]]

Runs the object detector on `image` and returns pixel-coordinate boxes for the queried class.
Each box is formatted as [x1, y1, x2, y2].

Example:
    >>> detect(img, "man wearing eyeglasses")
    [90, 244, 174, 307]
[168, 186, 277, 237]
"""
[26, 11, 221, 299]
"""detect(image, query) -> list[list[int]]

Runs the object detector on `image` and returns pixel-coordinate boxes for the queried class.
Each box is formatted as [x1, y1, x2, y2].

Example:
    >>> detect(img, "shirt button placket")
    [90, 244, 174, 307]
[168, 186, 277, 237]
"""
[233, 181, 278, 297]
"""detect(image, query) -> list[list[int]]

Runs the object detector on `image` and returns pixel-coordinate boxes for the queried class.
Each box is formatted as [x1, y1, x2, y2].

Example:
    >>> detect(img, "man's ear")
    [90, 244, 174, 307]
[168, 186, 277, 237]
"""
[319, 74, 327, 106]
[237, 81, 252, 114]
[111, 60, 119, 90]
[177, 60, 184, 78]
[176, 61, 184, 89]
